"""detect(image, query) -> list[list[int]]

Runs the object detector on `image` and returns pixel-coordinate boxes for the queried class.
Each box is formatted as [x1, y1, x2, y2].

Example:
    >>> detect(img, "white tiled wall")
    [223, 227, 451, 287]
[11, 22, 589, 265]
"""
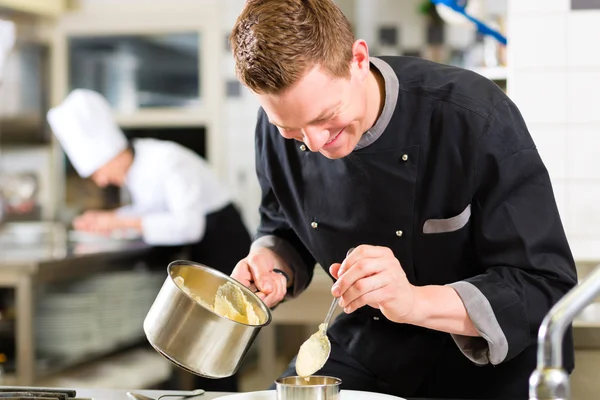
[508, 0, 600, 260]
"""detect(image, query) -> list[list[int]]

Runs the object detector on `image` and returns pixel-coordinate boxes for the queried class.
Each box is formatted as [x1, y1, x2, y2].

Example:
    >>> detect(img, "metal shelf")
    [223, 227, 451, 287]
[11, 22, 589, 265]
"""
[0, 0, 66, 17]
[114, 107, 210, 129]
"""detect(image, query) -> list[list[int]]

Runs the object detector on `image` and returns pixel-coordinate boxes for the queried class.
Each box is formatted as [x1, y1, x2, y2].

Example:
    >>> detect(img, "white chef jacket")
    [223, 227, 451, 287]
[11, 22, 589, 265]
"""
[116, 138, 232, 245]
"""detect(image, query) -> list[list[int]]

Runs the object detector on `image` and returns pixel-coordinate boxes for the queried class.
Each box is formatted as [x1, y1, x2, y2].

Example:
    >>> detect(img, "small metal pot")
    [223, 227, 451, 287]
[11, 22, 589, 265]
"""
[143, 260, 272, 378]
[275, 376, 342, 400]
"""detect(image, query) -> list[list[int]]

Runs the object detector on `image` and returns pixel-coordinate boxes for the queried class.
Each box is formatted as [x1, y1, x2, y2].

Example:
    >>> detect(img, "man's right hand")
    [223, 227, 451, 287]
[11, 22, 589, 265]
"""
[232, 247, 291, 308]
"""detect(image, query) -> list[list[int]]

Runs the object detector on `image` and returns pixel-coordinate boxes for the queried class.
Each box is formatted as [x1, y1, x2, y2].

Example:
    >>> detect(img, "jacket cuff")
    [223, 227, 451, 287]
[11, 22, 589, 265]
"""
[251, 235, 310, 298]
[448, 281, 509, 365]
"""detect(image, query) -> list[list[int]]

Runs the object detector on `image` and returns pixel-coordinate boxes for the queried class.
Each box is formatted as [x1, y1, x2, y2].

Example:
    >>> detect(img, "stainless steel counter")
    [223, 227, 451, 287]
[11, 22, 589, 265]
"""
[0, 222, 160, 386]
[67, 388, 491, 400]
[75, 389, 230, 400]
[0, 222, 150, 266]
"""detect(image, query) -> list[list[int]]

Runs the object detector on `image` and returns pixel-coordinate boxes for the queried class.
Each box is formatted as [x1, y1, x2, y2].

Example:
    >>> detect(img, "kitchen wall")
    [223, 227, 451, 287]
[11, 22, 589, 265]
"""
[54, 0, 506, 233]
[507, 0, 600, 262]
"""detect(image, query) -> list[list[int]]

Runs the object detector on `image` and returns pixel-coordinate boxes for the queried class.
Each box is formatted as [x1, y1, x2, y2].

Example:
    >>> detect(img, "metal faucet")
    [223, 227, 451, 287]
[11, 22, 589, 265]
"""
[529, 265, 600, 400]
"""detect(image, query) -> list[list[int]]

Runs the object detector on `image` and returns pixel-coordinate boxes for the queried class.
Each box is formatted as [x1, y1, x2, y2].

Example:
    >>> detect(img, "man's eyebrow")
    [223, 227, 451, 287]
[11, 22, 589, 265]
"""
[307, 102, 341, 125]
[268, 102, 341, 130]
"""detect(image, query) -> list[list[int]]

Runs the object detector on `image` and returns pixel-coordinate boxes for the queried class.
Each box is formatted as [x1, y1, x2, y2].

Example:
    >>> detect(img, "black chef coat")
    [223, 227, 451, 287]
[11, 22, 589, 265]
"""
[251, 56, 577, 399]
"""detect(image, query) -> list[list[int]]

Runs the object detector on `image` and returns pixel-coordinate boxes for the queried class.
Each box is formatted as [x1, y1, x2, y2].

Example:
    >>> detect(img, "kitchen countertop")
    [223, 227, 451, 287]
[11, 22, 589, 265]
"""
[72, 388, 486, 400]
[0, 222, 150, 266]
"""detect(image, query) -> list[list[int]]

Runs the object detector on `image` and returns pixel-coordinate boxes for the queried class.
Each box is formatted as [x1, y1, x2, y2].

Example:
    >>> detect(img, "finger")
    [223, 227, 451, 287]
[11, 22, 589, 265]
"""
[275, 273, 288, 303]
[332, 259, 383, 298]
[259, 274, 282, 307]
[329, 263, 342, 280]
[262, 272, 286, 307]
[338, 247, 365, 276]
[339, 244, 390, 274]
[338, 274, 388, 309]
[255, 291, 266, 301]
[343, 288, 386, 314]
[247, 257, 274, 294]
[231, 260, 253, 287]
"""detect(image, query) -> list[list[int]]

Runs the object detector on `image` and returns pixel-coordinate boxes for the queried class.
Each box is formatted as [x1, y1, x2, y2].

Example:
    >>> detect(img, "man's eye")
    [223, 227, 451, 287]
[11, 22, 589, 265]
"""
[316, 115, 335, 124]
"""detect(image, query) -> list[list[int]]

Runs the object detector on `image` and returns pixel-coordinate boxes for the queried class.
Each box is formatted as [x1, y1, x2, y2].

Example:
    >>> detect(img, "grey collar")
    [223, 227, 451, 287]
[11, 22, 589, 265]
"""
[354, 57, 399, 151]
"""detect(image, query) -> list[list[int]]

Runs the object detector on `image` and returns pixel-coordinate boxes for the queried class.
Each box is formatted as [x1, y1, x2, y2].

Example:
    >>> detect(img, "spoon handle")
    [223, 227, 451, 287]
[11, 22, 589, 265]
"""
[323, 247, 356, 329]
[323, 296, 338, 329]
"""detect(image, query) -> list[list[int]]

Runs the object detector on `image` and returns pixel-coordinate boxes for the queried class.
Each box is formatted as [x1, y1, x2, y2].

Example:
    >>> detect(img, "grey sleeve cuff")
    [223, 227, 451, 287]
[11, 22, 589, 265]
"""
[448, 281, 509, 366]
[251, 235, 311, 298]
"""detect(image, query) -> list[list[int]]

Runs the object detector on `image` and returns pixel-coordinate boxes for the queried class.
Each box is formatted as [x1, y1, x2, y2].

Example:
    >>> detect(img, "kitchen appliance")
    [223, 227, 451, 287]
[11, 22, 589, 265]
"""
[143, 260, 272, 379]
[0, 387, 88, 400]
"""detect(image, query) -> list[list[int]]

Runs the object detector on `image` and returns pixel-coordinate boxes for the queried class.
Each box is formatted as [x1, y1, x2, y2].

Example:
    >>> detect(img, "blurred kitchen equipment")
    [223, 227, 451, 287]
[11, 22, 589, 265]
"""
[0, 387, 77, 400]
[126, 389, 205, 400]
[0, 171, 38, 211]
[143, 260, 272, 378]
[432, 0, 507, 45]
[275, 376, 341, 400]
[529, 264, 600, 400]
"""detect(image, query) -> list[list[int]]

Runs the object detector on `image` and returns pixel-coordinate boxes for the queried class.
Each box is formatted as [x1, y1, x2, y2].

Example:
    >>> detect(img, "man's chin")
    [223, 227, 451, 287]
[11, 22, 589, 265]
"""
[319, 147, 353, 160]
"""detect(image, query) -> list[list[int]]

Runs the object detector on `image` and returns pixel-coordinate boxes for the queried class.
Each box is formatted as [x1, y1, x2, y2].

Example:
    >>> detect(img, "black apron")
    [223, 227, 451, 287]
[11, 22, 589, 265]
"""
[189, 203, 251, 275]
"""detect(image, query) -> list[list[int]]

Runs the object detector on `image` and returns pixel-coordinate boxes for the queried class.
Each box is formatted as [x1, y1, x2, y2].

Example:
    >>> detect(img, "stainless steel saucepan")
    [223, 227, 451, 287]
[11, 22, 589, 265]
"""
[143, 260, 272, 378]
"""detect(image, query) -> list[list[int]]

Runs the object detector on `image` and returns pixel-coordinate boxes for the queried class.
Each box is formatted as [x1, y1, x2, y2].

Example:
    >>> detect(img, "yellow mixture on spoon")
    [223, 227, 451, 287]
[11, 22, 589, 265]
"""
[295, 323, 330, 380]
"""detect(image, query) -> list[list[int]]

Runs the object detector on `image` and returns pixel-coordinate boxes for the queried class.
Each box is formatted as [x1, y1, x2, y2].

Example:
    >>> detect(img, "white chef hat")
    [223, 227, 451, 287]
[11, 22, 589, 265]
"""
[47, 89, 128, 178]
[0, 19, 16, 78]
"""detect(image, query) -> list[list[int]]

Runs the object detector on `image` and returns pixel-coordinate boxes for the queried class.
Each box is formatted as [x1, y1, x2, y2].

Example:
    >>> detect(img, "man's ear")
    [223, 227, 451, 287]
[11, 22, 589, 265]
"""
[351, 39, 370, 81]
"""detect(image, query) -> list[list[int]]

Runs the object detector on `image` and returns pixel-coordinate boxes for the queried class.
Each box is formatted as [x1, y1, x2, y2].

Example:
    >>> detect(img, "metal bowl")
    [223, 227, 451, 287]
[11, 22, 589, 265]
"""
[143, 260, 272, 378]
[275, 376, 342, 400]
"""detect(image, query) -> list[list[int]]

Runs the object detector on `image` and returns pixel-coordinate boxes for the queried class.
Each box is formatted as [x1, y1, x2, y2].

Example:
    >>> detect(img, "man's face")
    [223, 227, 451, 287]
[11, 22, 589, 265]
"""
[90, 151, 129, 188]
[258, 60, 371, 159]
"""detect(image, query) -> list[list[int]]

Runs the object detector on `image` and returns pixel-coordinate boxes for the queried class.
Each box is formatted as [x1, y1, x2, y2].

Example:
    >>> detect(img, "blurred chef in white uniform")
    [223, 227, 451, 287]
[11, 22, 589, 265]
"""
[48, 88, 252, 270]
[48, 89, 250, 391]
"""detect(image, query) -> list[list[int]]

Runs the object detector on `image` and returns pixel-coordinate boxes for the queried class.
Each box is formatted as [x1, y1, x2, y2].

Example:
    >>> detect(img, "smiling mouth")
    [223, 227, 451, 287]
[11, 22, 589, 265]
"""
[325, 128, 344, 145]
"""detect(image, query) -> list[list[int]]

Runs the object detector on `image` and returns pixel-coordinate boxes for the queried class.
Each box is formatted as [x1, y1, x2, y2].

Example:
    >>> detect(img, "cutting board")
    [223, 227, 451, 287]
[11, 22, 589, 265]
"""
[218, 390, 406, 399]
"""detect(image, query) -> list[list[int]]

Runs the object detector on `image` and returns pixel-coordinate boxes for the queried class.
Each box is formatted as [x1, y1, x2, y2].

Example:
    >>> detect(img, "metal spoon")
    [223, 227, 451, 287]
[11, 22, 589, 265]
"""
[295, 247, 355, 377]
[126, 389, 205, 400]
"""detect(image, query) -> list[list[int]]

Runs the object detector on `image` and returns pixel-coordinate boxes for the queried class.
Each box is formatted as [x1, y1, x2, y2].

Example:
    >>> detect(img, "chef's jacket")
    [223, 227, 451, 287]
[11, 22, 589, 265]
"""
[117, 138, 231, 246]
[251, 56, 578, 396]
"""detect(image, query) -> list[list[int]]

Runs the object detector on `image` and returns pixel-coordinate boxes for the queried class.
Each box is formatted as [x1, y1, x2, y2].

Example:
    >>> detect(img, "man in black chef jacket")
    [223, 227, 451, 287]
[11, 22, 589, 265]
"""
[228, 1, 578, 398]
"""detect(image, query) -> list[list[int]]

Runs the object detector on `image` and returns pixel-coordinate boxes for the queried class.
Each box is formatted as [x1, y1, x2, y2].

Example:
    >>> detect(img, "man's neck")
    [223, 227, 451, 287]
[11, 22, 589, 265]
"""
[365, 65, 386, 132]
[118, 148, 135, 182]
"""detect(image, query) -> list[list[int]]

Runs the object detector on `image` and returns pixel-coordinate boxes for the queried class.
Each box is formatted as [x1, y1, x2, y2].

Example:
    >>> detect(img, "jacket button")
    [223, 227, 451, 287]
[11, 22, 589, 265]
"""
[401, 154, 408, 162]
[373, 316, 380, 321]
[311, 221, 318, 229]
[300, 144, 307, 151]
[395, 230, 403, 237]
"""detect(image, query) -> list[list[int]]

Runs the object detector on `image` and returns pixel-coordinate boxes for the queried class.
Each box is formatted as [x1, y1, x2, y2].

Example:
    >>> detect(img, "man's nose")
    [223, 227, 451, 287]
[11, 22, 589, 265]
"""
[302, 126, 329, 152]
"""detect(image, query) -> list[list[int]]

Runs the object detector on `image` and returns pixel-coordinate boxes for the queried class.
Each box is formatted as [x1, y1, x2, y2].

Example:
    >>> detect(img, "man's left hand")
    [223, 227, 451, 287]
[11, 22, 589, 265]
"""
[73, 210, 120, 234]
[330, 245, 416, 323]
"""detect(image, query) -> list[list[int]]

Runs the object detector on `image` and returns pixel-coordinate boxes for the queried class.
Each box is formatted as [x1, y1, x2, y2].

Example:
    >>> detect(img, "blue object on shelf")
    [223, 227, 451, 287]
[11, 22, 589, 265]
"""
[431, 0, 508, 45]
